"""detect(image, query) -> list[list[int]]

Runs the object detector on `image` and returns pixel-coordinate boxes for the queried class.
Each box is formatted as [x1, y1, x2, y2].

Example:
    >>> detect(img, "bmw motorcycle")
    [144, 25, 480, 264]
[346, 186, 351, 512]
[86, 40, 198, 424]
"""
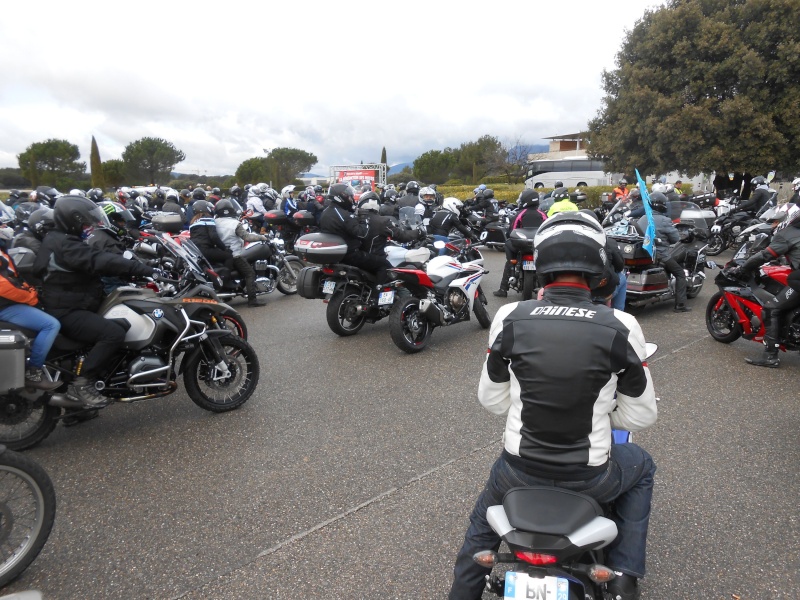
[0, 283, 260, 450]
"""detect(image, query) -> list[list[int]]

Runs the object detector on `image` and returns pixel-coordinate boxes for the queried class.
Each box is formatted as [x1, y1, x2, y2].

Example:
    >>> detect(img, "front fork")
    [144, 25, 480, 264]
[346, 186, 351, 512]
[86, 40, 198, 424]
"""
[200, 333, 231, 380]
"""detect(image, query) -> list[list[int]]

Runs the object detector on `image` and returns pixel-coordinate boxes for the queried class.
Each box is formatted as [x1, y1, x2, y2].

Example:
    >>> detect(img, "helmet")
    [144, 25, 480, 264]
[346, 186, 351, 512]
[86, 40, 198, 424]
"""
[154, 188, 166, 200]
[192, 188, 207, 201]
[651, 183, 666, 194]
[192, 200, 214, 216]
[384, 189, 399, 203]
[360, 184, 371, 193]
[314, 185, 323, 194]
[792, 177, 800, 192]
[7, 190, 27, 203]
[784, 204, 800, 229]
[664, 183, 675, 194]
[87, 188, 104, 202]
[473, 184, 487, 195]
[214, 199, 241, 218]
[98, 200, 135, 234]
[442, 197, 464, 215]
[570, 191, 587, 204]
[14, 202, 41, 225]
[69, 188, 86, 197]
[385, 184, 396, 191]
[482, 188, 495, 200]
[166, 190, 180, 204]
[554, 181, 564, 188]
[27, 207, 55, 240]
[281, 185, 296, 199]
[53, 195, 111, 236]
[618, 178, 627, 187]
[229, 185, 241, 200]
[211, 187, 220, 196]
[405, 181, 420, 194]
[244, 184, 252, 192]
[398, 182, 406, 191]
[375, 183, 385, 190]
[552, 187, 570, 201]
[419, 187, 436, 204]
[628, 188, 642, 200]
[357, 193, 380, 215]
[517, 189, 540, 209]
[649, 191, 668, 213]
[429, 184, 438, 191]
[128, 189, 140, 201]
[328, 183, 356, 210]
[751, 175, 767, 188]
[41, 187, 60, 204]
[533, 211, 608, 288]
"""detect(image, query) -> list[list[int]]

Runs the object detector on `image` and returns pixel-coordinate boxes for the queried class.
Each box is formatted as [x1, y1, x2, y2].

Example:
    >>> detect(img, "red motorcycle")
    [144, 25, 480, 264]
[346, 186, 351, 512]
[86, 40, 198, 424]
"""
[706, 264, 800, 353]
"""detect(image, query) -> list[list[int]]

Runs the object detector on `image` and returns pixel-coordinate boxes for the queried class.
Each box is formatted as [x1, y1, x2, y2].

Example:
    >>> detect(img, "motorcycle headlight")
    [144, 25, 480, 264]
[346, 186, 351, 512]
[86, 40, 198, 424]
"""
[711, 225, 721, 234]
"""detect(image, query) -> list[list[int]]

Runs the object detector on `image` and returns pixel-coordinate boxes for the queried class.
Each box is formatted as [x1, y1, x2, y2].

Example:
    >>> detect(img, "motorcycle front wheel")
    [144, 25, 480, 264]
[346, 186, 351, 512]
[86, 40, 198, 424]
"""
[390, 296, 433, 353]
[0, 396, 59, 451]
[473, 286, 492, 329]
[705, 291, 742, 343]
[326, 286, 367, 336]
[705, 234, 727, 256]
[184, 336, 259, 412]
[276, 257, 303, 295]
[0, 449, 56, 588]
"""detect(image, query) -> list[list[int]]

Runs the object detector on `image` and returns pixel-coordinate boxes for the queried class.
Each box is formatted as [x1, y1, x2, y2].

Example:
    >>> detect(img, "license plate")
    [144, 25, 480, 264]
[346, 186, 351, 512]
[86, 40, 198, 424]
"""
[504, 572, 568, 600]
[378, 290, 395, 305]
[322, 280, 336, 294]
[522, 261, 535, 271]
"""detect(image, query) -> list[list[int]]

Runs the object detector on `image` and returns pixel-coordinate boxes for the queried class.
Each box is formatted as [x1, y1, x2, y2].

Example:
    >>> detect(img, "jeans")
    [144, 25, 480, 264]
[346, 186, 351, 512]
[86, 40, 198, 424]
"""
[432, 235, 450, 255]
[612, 270, 628, 310]
[449, 445, 656, 600]
[0, 304, 61, 367]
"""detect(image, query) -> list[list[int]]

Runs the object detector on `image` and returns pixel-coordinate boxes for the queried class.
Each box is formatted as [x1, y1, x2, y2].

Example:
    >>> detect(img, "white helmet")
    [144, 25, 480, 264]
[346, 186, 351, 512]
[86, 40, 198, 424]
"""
[664, 183, 675, 194]
[651, 183, 667, 194]
[792, 177, 800, 192]
[419, 187, 436, 204]
[69, 188, 87, 197]
[281, 185, 296, 199]
[770, 203, 800, 231]
[442, 197, 463, 215]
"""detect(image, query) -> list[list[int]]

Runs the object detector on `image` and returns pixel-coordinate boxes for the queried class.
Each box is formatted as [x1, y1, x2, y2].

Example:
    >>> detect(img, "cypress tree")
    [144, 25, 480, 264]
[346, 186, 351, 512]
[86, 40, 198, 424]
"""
[90, 136, 105, 190]
[380, 147, 387, 165]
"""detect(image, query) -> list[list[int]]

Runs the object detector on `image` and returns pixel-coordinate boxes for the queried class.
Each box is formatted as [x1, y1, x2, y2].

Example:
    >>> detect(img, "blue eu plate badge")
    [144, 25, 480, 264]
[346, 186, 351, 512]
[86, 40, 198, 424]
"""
[504, 572, 568, 599]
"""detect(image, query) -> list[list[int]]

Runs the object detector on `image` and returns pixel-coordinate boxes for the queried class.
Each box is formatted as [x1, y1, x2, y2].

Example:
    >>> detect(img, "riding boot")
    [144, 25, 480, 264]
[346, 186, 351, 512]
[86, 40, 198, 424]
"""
[493, 262, 512, 297]
[746, 309, 781, 367]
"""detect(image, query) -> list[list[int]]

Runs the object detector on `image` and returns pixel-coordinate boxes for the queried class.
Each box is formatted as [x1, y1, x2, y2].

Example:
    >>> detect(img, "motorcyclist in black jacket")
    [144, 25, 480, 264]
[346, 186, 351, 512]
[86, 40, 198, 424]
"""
[356, 193, 425, 256]
[494, 190, 548, 297]
[428, 197, 475, 248]
[87, 201, 137, 294]
[33, 195, 158, 408]
[737, 175, 772, 216]
[188, 200, 235, 269]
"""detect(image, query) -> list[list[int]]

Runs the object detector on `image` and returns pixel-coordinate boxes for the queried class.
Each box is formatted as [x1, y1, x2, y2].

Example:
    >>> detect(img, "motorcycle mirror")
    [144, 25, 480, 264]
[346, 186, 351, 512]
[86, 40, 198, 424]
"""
[728, 172, 735, 181]
[767, 170, 776, 183]
[644, 342, 658, 360]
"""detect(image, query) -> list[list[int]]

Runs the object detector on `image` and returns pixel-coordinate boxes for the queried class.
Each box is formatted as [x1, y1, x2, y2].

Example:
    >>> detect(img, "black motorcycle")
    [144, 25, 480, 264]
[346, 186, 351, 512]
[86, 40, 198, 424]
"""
[505, 227, 539, 300]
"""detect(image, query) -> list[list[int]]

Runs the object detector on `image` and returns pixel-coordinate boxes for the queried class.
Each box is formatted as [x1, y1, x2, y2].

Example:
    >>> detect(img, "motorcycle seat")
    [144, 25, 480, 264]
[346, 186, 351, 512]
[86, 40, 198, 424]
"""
[0, 321, 88, 351]
[752, 287, 777, 305]
[503, 486, 603, 535]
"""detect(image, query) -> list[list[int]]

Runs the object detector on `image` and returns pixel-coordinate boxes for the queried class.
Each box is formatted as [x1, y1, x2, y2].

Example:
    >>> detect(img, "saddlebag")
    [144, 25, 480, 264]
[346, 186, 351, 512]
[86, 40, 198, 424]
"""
[294, 233, 348, 264]
[292, 210, 316, 227]
[152, 213, 184, 233]
[298, 266, 325, 299]
[0, 329, 27, 393]
[264, 210, 288, 225]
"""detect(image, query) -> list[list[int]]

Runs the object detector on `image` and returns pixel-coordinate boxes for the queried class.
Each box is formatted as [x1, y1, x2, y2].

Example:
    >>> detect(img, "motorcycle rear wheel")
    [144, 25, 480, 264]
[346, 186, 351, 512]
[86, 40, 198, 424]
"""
[326, 286, 367, 336]
[184, 336, 259, 412]
[0, 449, 56, 587]
[522, 270, 536, 301]
[705, 291, 742, 343]
[390, 296, 433, 353]
[276, 257, 302, 295]
[0, 397, 59, 451]
[473, 286, 492, 329]
[705, 234, 727, 256]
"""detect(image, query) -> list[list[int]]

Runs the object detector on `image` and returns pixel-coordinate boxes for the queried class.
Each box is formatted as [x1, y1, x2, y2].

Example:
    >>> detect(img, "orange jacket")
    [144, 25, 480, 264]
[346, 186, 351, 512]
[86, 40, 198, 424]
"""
[0, 249, 38, 307]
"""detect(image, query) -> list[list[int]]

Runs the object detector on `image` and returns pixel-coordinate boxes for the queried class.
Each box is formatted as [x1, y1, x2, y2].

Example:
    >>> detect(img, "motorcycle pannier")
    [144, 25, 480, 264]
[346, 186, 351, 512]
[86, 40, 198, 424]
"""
[294, 233, 348, 264]
[264, 210, 288, 225]
[151, 213, 184, 233]
[292, 210, 316, 227]
[0, 330, 27, 394]
[298, 266, 325, 299]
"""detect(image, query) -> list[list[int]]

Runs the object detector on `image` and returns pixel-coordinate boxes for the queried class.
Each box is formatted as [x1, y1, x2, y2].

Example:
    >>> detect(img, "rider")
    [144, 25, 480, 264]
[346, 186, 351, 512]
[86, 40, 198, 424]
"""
[449, 211, 658, 600]
[214, 199, 268, 307]
[493, 189, 547, 297]
[320, 184, 393, 282]
[546, 187, 579, 217]
[396, 181, 421, 209]
[636, 192, 690, 312]
[355, 193, 425, 256]
[737, 175, 772, 217]
[732, 206, 800, 367]
[32, 195, 159, 407]
[428, 197, 475, 253]
[415, 187, 438, 222]
[188, 200, 235, 269]
[612, 178, 630, 201]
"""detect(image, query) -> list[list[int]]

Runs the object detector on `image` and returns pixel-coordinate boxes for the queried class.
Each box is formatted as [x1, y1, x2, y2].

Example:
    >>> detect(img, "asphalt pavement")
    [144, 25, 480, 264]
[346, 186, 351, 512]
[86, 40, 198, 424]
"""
[6, 248, 799, 599]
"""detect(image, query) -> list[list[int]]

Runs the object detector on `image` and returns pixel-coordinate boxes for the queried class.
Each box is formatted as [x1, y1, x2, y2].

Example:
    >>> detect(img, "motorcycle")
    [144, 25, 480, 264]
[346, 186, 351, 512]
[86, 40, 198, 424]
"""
[294, 232, 431, 337]
[0, 282, 260, 450]
[477, 204, 517, 252]
[706, 194, 775, 256]
[386, 238, 491, 353]
[505, 227, 539, 300]
[706, 263, 800, 353]
[0, 446, 55, 587]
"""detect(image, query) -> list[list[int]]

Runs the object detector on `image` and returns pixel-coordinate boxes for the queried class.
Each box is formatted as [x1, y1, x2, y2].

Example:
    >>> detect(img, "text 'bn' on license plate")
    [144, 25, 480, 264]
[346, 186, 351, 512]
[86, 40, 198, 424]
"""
[378, 290, 395, 305]
[522, 261, 535, 271]
[322, 280, 336, 294]
[504, 572, 568, 600]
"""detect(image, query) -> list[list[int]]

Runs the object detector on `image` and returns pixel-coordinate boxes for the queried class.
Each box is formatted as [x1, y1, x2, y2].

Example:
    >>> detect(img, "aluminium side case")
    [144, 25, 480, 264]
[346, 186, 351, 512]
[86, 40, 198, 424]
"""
[294, 233, 348, 264]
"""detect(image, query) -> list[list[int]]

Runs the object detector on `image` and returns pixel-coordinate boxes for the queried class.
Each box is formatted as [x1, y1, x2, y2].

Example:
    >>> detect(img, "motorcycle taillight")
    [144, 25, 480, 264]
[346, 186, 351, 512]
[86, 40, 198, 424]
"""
[514, 551, 558, 566]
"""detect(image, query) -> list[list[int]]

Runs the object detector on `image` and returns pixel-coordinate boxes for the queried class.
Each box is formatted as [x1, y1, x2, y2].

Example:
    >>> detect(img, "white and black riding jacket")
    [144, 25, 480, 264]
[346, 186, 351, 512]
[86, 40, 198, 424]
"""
[479, 283, 657, 480]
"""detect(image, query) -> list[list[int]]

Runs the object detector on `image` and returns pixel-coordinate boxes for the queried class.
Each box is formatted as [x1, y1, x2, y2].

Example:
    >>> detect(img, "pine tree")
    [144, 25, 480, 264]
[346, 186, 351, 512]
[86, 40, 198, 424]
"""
[380, 147, 387, 165]
[90, 136, 105, 190]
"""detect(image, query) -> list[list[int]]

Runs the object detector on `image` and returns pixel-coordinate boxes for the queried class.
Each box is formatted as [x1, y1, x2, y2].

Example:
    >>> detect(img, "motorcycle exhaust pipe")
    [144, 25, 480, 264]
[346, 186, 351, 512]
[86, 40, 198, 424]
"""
[419, 299, 445, 325]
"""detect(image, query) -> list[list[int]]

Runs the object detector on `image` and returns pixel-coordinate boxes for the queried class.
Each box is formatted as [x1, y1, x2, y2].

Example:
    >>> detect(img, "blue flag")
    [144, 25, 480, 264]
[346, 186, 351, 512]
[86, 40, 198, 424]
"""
[635, 169, 657, 258]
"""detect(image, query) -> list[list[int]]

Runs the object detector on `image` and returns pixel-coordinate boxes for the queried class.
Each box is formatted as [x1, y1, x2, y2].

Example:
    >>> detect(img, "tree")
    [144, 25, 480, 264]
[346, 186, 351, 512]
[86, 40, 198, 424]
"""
[380, 147, 387, 165]
[387, 166, 414, 185]
[588, 0, 800, 176]
[102, 159, 126, 189]
[122, 137, 186, 184]
[412, 149, 457, 184]
[490, 136, 534, 184]
[452, 135, 503, 183]
[266, 148, 318, 190]
[17, 139, 86, 189]
[235, 157, 271, 185]
[90, 136, 105, 190]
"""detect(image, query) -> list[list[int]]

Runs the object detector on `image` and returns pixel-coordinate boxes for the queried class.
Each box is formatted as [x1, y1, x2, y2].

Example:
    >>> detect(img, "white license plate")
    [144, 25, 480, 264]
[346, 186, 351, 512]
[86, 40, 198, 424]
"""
[322, 280, 336, 294]
[522, 261, 535, 271]
[504, 572, 568, 599]
[378, 290, 395, 305]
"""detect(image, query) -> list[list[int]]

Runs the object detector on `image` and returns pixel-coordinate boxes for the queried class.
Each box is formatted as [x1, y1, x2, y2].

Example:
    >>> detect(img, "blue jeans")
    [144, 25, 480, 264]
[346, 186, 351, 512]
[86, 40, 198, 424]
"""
[432, 234, 450, 255]
[0, 304, 61, 367]
[449, 444, 656, 599]
[612, 270, 628, 310]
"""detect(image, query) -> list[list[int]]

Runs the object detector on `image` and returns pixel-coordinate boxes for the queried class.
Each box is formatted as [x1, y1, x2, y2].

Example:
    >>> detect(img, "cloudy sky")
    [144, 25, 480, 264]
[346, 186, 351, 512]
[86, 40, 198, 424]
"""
[0, 0, 662, 178]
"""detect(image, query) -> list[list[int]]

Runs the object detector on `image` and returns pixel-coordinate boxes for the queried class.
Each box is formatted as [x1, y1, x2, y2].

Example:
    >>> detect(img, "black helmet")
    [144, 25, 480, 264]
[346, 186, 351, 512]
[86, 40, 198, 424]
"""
[229, 185, 241, 200]
[87, 188, 105, 202]
[8, 190, 27, 203]
[192, 200, 214, 216]
[192, 188, 207, 200]
[518, 189, 540, 209]
[554, 181, 564, 188]
[180, 189, 192, 200]
[384, 189, 398, 203]
[313, 185, 323, 194]
[406, 181, 420, 194]
[552, 187, 570, 201]
[482, 188, 495, 200]
[357, 194, 380, 215]
[751, 175, 767, 188]
[533, 211, 608, 288]
[211, 187, 220, 196]
[328, 183, 356, 210]
[398, 182, 407, 191]
[14, 201, 41, 225]
[649, 192, 668, 213]
[214, 199, 240, 218]
[27, 207, 55, 240]
[53, 195, 111, 236]
[128, 189, 140, 200]
[154, 189, 166, 200]
[570, 190, 587, 204]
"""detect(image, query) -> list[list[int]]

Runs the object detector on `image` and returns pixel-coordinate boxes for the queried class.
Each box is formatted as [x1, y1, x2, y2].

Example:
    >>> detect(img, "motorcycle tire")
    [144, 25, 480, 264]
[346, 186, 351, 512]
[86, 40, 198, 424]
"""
[0, 449, 56, 588]
[184, 336, 259, 412]
[204, 309, 248, 340]
[326, 286, 367, 336]
[473, 286, 492, 329]
[0, 397, 59, 451]
[522, 270, 535, 301]
[276, 257, 303, 295]
[705, 234, 727, 256]
[687, 284, 703, 299]
[705, 291, 742, 343]
[390, 296, 433, 353]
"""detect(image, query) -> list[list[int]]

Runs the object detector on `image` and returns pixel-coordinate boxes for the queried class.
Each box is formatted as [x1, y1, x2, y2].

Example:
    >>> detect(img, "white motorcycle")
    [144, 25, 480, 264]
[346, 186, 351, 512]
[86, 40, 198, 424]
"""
[386, 239, 490, 353]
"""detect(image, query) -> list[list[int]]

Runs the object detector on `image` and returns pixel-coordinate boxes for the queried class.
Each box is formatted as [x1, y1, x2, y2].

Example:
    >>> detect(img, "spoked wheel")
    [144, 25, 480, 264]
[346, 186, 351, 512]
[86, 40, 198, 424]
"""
[705, 291, 742, 343]
[0, 449, 56, 587]
[473, 286, 492, 329]
[390, 296, 433, 353]
[706, 234, 727, 256]
[276, 258, 303, 295]
[184, 336, 260, 412]
[0, 395, 59, 451]
[326, 286, 367, 336]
